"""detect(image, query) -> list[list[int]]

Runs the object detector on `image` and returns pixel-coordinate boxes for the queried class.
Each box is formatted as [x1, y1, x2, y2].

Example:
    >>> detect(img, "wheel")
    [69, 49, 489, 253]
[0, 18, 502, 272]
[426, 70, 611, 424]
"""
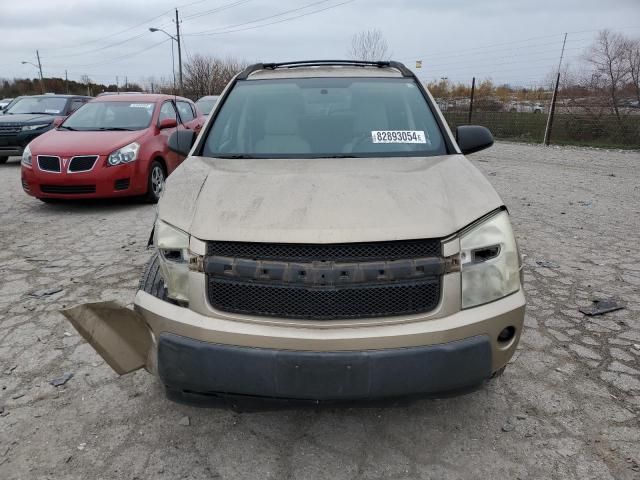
[0, 156, 8, 164]
[138, 251, 169, 301]
[144, 160, 165, 203]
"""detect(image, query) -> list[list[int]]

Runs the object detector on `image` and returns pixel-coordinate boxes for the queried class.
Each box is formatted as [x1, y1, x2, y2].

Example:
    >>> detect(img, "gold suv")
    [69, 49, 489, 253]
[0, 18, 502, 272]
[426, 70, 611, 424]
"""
[65, 60, 525, 408]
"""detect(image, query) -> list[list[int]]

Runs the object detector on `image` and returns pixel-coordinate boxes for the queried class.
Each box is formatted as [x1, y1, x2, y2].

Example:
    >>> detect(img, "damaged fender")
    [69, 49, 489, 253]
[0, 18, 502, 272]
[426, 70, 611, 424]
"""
[61, 302, 153, 375]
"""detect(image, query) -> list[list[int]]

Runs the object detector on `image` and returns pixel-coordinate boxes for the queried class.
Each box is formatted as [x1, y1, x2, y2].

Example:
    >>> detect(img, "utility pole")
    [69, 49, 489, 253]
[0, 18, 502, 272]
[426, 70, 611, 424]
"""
[125, 76, 128, 90]
[65, 70, 69, 94]
[36, 50, 45, 93]
[468, 77, 476, 124]
[543, 33, 567, 146]
[175, 8, 184, 96]
[116, 76, 119, 93]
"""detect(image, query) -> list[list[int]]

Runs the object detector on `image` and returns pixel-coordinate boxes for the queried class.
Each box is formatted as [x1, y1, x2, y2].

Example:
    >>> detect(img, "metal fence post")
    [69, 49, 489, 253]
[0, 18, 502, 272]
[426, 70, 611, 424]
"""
[468, 77, 475, 124]
[543, 33, 567, 145]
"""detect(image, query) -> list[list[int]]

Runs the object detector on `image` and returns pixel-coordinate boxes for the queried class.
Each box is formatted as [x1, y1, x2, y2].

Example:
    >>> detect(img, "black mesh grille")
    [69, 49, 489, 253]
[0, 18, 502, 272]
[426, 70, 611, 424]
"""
[68, 155, 97, 172]
[206, 239, 441, 262]
[0, 124, 21, 136]
[207, 277, 441, 320]
[37, 156, 60, 172]
[40, 184, 96, 194]
[114, 178, 130, 191]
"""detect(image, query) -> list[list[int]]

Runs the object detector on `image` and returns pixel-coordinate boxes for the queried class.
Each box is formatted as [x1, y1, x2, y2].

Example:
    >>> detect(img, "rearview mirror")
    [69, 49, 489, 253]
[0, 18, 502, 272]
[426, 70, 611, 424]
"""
[159, 118, 178, 129]
[456, 126, 494, 155]
[168, 129, 196, 156]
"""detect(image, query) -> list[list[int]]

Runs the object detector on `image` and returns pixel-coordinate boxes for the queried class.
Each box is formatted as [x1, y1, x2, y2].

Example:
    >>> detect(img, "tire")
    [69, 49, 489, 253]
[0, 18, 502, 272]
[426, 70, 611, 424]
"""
[138, 251, 170, 301]
[144, 160, 166, 203]
[0, 156, 8, 164]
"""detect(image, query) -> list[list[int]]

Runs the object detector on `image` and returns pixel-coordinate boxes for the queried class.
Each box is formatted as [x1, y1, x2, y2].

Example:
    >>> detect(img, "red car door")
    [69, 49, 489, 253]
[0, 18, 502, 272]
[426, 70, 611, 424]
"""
[157, 100, 184, 173]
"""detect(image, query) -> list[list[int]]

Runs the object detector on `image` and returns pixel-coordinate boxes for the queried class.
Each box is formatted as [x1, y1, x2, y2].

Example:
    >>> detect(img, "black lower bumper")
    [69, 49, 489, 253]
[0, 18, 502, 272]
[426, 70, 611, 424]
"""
[158, 333, 493, 407]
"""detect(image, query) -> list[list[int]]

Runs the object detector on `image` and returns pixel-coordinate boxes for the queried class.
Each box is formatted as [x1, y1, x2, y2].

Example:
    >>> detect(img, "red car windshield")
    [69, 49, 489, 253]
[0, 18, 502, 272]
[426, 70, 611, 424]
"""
[61, 101, 155, 131]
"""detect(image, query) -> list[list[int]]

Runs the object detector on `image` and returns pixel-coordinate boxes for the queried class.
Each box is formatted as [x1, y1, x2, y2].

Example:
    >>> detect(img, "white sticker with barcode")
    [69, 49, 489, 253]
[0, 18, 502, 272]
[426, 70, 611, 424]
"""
[371, 130, 427, 144]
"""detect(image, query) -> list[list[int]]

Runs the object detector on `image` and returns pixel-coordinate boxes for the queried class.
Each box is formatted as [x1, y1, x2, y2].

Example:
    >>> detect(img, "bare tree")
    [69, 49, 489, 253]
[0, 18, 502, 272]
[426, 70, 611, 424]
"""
[584, 30, 630, 119]
[624, 39, 640, 104]
[347, 29, 390, 62]
[183, 55, 248, 99]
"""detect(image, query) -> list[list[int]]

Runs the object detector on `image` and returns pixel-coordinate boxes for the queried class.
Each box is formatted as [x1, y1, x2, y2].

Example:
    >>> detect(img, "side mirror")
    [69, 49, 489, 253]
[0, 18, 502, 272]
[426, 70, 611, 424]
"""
[159, 117, 178, 129]
[456, 126, 494, 155]
[52, 117, 64, 127]
[168, 129, 196, 156]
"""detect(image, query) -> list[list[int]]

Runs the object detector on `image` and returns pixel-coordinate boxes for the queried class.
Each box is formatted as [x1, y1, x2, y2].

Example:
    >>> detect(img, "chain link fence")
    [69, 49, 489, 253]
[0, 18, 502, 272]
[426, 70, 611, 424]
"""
[435, 93, 640, 149]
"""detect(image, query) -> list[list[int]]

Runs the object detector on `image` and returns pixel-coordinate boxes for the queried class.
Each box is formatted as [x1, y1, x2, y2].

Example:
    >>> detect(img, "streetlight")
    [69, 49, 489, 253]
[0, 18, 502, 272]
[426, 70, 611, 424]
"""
[149, 13, 183, 95]
[21, 51, 45, 93]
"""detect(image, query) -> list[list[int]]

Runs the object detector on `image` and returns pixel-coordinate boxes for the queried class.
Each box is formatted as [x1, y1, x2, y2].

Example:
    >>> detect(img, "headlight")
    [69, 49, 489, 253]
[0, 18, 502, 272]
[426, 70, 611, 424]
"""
[107, 142, 139, 166]
[21, 144, 32, 167]
[22, 123, 50, 131]
[460, 210, 521, 309]
[154, 220, 190, 303]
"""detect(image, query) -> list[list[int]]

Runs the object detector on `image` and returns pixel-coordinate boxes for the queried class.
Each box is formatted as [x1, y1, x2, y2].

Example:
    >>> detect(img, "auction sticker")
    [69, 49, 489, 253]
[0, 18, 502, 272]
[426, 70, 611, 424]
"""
[371, 130, 427, 144]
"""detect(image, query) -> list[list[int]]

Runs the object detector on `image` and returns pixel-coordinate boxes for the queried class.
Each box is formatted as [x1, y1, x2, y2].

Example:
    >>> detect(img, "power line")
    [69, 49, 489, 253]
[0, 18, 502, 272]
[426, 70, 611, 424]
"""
[182, 0, 254, 21]
[186, 0, 351, 36]
[39, 9, 174, 52]
[57, 38, 172, 69]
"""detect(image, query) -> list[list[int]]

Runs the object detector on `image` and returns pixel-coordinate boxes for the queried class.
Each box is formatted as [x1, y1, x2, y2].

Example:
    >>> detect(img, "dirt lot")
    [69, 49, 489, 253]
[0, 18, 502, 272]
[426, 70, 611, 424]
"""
[1, 143, 639, 479]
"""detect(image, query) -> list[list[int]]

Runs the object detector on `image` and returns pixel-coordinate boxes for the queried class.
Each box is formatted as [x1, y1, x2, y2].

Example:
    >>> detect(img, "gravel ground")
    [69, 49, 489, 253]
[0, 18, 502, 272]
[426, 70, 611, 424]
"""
[1, 142, 639, 480]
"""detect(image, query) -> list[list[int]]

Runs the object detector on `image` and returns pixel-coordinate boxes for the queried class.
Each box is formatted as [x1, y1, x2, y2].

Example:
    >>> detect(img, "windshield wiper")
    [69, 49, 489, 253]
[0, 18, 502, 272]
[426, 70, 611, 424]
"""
[27, 112, 55, 115]
[216, 154, 256, 159]
[95, 127, 136, 131]
[325, 155, 358, 158]
[58, 125, 77, 131]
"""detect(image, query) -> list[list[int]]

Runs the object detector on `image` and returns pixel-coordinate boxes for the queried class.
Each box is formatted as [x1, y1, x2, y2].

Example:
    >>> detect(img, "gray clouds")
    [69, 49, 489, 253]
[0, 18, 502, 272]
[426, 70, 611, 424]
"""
[1, 0, 639, 86]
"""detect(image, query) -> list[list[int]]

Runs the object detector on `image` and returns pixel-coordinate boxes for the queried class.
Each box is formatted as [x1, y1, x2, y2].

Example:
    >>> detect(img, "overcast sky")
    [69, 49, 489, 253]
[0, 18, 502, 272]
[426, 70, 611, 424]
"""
[1, 0, 639, 88]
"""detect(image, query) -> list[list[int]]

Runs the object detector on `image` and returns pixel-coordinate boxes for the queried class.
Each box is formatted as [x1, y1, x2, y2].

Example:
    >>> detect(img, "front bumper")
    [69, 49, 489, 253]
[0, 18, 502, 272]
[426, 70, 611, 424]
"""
[63, 285, 525, 404]
[144, 286, 524, 402]
[159, 332, 492, 402]
[21, 159, 147, 199]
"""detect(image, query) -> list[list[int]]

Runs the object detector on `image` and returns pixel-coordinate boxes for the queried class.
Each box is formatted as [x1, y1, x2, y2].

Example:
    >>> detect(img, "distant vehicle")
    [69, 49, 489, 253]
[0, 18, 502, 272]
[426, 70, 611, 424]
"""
[0, 94, 92, 164]
[0, 98, 13, 110]
[195, 95, 219, 115]
[21, 94, 205, 202]
[97, 92, 145, 96]
[507, 101, 544, 114]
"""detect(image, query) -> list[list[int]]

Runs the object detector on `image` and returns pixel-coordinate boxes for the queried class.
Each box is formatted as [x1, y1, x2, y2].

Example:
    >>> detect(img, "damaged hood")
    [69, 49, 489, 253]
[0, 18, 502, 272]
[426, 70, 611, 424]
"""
[158, 155, 504, 243]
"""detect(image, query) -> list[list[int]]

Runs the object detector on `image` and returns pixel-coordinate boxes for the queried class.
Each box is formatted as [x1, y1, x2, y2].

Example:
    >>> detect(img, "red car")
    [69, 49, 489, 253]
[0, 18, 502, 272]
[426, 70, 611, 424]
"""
[21, 94, 204, 203]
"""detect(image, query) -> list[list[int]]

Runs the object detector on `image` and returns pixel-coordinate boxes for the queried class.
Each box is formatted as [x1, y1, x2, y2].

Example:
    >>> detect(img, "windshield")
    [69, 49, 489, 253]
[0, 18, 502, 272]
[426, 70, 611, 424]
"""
[61, 101, 155, 131]
[196, 97, 218, 115]
[202, 78, 447, 158]
[5, 97, 67, 115]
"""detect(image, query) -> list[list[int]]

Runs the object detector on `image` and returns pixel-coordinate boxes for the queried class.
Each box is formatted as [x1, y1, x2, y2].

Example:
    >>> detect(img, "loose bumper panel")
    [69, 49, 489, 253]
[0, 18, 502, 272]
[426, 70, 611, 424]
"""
[158, 333, 492, 401]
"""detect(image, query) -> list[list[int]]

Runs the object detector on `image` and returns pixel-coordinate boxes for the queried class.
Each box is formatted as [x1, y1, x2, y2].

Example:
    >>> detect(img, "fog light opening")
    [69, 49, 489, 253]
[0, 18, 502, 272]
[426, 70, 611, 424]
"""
[497, 326, 516, 344]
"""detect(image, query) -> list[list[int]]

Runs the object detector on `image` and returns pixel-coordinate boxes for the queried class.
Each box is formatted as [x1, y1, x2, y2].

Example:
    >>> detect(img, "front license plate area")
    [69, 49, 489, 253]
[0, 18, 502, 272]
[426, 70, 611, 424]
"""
[275, 352, 370, 399]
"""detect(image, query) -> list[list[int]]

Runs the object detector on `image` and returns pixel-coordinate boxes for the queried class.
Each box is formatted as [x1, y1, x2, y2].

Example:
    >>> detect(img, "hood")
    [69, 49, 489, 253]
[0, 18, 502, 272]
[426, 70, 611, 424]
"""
[29, 129, 145, 156]
[159, 155, 504, 243]
[0, 113, 56, 125]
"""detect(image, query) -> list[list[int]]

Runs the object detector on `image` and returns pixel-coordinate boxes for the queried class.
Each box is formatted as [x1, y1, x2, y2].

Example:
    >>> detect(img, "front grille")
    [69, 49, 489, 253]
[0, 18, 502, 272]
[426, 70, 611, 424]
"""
[0, 124, 21, 136]
[114, 178, 130, 190]
[207, 277, 441, 320]
[206, 239, 442, 262]
[37, 156, 60, 172]
[68, 155, 98, 172]
[206, 239, 444, 320]
[40, 184, 96, 194]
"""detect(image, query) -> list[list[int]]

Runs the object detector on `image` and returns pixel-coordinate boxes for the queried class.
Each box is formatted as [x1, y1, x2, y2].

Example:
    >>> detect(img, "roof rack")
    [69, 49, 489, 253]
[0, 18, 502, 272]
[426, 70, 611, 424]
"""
[237, 60, 414, 80]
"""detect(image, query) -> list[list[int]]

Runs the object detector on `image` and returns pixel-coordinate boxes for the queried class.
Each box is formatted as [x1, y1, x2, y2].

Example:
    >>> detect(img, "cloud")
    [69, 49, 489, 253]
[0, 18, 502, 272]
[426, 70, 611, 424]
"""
[1, 0, 639, 87]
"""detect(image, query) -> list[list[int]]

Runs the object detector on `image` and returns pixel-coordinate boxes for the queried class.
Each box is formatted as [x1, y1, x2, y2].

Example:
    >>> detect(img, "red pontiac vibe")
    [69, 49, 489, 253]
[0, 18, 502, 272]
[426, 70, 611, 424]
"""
[21, 94, 204, 203]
